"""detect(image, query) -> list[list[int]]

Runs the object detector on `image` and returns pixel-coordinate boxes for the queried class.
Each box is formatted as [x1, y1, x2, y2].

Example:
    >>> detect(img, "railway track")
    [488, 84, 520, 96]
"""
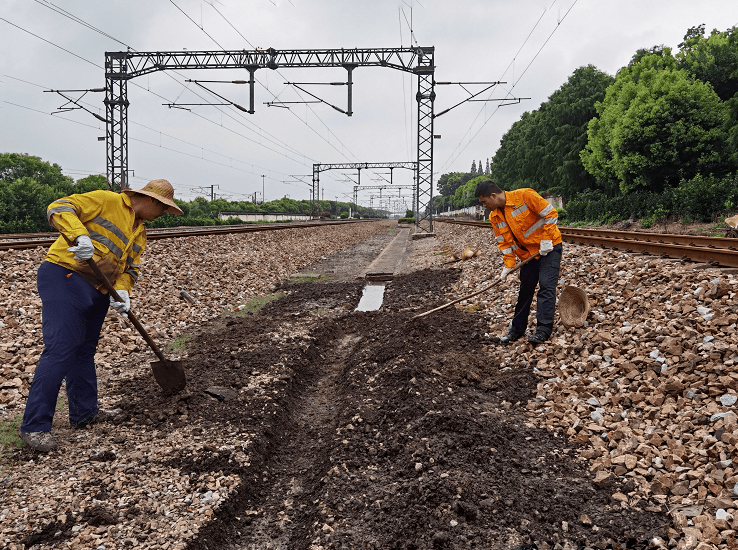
[435, 219, 738, 268]
[0, 219, 375, 251]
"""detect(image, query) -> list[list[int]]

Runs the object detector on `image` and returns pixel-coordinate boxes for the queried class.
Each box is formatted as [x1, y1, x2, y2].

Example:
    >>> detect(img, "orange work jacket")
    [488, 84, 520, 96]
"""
[488, 188, 562, 268]
[45, 190, 147, 293]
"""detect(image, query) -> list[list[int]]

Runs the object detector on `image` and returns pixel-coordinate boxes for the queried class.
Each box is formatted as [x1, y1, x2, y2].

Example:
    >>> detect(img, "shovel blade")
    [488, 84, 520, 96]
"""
[151, 360, 187, 393]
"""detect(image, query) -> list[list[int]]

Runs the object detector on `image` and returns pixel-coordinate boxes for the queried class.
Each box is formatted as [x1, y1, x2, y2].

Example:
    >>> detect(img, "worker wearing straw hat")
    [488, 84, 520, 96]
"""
[476, 180, 562, 345]
[19, 179, 183, 452]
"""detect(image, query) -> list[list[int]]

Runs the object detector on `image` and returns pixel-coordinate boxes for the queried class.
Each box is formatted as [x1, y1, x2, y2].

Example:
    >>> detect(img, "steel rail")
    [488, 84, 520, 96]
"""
[435, 219, 738, 267]
[560, 227, 737, 250]
[0, 219, 376, 251]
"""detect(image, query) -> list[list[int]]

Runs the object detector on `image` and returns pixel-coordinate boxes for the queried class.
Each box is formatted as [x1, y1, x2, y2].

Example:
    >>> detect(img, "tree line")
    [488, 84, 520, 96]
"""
[433, 24, 738, 224]
[0, 153, 380, 233]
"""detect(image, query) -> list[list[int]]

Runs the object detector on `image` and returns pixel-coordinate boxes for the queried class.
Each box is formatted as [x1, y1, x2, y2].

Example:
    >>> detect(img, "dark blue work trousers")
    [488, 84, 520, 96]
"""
[21, 261, 109, 433]
[510, 243, 563, 337]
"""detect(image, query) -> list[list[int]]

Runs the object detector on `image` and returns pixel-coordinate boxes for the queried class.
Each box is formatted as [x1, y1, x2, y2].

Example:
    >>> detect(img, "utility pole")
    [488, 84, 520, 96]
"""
[260, 175, 266, 204]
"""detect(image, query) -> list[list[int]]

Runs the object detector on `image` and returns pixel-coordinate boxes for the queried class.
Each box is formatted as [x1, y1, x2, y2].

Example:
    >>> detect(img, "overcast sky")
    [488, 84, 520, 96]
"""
[1, 0, 736, 210]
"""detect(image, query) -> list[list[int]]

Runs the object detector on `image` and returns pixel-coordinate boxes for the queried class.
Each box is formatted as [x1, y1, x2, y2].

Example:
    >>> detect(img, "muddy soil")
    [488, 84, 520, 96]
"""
[14, 229, 668, 550]
[79, 262, 666, 549]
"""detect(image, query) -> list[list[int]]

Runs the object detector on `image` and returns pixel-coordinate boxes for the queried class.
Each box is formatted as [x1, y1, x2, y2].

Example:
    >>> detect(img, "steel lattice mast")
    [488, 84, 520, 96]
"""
[104, 46, 436, 232]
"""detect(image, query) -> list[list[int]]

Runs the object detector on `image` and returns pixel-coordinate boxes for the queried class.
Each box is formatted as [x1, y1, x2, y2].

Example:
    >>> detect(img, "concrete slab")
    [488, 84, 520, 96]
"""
[363, 228, 410, 281]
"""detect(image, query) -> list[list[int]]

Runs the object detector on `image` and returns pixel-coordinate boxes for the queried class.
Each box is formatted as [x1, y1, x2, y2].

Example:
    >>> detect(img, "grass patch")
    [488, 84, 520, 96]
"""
[436, 248, 451, 256]
[288, 274, 333, 283]
[231, 292, 286, 316]
[0, 412, 24, 473]
[167, 334, 192, 353]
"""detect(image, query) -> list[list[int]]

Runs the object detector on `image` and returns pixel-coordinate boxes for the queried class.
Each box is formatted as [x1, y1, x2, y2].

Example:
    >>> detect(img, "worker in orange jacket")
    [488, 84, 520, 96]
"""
[475, 180, 562, 345]
[19, 179, 183, 452]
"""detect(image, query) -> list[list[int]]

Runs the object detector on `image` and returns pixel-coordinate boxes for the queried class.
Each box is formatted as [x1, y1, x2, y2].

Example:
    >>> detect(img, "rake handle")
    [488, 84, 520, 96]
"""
[412, 253, 540, 320]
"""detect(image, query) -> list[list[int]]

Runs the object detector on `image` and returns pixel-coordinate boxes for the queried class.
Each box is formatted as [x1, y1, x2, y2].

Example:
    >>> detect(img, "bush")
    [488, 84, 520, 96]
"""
[563, 173, 738, 224]
[398, 217, 415, 224]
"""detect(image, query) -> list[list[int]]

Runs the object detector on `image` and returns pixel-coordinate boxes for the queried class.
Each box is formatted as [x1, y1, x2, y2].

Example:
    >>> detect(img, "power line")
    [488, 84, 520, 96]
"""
[0, 17, 102, 69]
[23, 3, 318, 165]
[4, 74, 303, 181]
[168, 0, 225, 50]
[440, 0, 578, 172]
[4, 100, 294, 192]
[200, 0, 360, 163]
[14, 3, 312, 167]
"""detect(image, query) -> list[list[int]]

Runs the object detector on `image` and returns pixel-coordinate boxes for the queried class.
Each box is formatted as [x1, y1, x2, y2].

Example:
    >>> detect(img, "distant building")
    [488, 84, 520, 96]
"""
[540, 193, 565, 210]
[218, 211, 312, 222]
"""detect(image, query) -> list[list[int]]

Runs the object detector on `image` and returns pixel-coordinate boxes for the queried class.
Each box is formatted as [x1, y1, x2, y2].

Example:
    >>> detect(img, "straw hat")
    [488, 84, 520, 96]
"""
[123, 179, 183, 215]
[559, 285, 590, 327]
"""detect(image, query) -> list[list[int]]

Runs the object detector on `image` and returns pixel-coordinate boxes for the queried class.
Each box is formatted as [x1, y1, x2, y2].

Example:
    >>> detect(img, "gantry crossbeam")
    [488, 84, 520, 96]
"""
[105, 46, 436, 231]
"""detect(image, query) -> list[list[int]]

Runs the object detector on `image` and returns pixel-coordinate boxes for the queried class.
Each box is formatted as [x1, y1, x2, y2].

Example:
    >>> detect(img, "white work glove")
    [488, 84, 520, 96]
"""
[500, 266, 513, 282]
[109, 290, 130, 317]
[539, 240, 553, 256]
[67, 235, 95, 261]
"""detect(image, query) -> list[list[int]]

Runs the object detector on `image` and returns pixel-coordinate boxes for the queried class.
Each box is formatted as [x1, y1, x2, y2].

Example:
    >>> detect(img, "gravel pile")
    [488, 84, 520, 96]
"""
[430, 221, 738, 548]
[1, 221, 394, 550]
[0, 221, 391, 412]
[3, 219, 737, 549]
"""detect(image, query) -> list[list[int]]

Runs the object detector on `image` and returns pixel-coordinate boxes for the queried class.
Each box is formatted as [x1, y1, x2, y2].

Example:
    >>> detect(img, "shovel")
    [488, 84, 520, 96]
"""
[412, 253, 539, 320]
[86, 258, 187, 393]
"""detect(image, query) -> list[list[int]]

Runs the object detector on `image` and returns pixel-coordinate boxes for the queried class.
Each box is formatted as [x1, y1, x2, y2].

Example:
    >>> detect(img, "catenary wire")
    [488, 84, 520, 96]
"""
[0, 17, 315, 189]
[444, 0, 580, 168]
[20, 3, 318, 165]
[192, 1, 372, 192]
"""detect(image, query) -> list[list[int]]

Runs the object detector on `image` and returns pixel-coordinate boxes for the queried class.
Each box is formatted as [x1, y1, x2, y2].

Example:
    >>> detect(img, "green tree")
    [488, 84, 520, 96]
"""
[581, 50, 732, 194]
[436, 172, 465, 196]
[677, 25, 738, 101]
[74, 174, 109, 193]
[490, 65, 614, 197]
[0, 177, 59, 233]
[0, 153, 73, 188]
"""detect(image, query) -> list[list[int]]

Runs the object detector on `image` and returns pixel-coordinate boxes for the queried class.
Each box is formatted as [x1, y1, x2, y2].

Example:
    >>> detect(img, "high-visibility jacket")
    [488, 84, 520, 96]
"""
[488, 188, 562, 268]
[45, 190, 147, 294]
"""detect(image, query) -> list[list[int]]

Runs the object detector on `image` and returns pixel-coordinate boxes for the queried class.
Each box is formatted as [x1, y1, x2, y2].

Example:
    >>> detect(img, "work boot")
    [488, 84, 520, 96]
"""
[528, 330, 549, 345]
[499, 328, 524, 344]
[19, 431, 57, 452]
[72, 408, 123, 429]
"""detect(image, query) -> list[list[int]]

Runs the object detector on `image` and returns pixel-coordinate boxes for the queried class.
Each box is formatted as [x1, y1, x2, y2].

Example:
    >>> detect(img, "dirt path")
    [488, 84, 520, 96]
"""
[10, 228, 669, 550]
[174, 267, 666, 549]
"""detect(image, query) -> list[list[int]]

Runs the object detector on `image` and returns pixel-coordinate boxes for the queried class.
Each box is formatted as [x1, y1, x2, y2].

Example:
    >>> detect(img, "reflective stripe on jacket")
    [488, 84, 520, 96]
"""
[488, 188, 562, 268]
[45, 190, 147, 293]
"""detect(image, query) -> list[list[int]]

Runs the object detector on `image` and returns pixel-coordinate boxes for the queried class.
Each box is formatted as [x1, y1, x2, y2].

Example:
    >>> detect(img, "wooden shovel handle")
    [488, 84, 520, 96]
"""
[412, 253, 540, 320]
[85, 259, 168, 364]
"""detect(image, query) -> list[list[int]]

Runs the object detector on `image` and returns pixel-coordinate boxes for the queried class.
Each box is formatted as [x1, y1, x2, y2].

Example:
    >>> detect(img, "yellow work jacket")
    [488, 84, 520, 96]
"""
[45, 190, 147, 294]
[488, 188, 562, 268]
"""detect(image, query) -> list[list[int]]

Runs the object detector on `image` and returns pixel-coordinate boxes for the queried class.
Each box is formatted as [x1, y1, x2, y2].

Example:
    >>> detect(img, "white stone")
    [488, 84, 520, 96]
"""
[721, 395, 737, 407]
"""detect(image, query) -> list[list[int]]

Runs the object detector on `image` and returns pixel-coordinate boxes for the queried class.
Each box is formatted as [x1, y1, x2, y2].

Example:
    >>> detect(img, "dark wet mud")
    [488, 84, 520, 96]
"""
[100, 267, 666, 550]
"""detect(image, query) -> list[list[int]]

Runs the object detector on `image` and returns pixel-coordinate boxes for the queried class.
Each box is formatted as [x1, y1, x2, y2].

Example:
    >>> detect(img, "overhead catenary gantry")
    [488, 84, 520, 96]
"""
[311, 161, 417, 212]
[104, 47, 436, 231]
[352, 185, 414, 209]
